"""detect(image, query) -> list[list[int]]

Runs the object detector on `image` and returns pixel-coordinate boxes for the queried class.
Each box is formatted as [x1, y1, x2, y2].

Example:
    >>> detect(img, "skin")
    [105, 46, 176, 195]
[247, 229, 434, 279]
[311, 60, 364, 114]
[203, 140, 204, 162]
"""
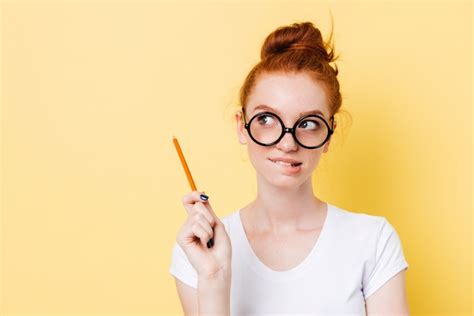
[174, 71, 409, 315]
[235, 72, 333, 236]
[235, 71, 409, 314]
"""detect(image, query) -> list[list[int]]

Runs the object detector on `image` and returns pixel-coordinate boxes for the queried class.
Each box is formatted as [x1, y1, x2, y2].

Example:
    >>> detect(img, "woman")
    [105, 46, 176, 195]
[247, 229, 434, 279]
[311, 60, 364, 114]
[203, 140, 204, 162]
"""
[169, 21, 409, 315]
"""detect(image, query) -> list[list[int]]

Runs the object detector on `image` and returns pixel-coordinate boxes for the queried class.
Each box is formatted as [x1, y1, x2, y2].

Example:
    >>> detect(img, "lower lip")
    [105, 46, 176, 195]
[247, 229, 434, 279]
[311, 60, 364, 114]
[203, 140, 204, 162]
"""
[269, 159, 302, 174]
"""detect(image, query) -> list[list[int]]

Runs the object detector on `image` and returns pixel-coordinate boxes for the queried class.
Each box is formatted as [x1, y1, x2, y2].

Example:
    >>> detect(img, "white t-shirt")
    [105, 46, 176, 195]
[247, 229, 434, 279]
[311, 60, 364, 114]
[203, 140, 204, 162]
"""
[169, 202, 409, 315]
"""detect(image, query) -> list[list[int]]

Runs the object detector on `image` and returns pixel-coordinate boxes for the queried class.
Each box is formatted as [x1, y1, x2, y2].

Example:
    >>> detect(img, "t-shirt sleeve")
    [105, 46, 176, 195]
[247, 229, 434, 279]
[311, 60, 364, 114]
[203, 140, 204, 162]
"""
[362, 217, 409, 300]
[169, 242, 198, 289]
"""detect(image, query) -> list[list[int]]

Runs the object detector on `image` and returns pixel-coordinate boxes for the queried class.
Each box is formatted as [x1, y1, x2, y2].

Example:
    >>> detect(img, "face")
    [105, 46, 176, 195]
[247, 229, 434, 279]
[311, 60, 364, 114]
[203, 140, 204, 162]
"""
[236, 72, 336, 189]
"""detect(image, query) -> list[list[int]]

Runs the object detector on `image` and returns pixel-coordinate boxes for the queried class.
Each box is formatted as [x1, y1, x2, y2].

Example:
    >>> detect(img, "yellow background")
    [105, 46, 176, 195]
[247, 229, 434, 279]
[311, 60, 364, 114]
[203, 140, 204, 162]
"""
[1, 0, 472, 315]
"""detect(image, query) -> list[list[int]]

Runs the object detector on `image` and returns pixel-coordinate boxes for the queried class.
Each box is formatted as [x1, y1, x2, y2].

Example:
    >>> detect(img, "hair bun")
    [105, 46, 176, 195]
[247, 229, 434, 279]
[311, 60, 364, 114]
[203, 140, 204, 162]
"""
[261, 21, 336, 64]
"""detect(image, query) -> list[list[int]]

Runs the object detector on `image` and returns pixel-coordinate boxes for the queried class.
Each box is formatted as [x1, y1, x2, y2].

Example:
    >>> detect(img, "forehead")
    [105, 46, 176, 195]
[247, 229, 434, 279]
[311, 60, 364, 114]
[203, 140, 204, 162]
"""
[246, 72, 329, 119]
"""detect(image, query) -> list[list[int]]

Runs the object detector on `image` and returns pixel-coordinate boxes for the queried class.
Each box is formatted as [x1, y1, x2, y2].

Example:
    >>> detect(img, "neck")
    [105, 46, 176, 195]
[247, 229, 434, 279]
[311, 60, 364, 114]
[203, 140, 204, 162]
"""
[246, 175, 326, 235]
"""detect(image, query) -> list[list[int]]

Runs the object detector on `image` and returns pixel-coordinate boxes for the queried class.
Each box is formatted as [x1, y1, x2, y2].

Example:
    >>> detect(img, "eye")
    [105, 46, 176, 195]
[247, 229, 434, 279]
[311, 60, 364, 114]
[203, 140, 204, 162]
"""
[298, 119, 320, 130]
[256, 113, 276, 126]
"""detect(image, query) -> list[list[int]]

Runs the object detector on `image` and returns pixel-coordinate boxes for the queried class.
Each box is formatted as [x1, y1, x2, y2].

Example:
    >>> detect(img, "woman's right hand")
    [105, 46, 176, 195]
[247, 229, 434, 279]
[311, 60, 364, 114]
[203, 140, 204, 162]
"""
[176, 191, 232, 278]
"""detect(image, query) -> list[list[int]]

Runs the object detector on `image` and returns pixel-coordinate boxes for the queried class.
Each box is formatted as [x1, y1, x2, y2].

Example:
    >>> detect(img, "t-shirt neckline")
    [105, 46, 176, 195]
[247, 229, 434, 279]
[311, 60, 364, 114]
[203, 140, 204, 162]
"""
[235, 202, 333, 282]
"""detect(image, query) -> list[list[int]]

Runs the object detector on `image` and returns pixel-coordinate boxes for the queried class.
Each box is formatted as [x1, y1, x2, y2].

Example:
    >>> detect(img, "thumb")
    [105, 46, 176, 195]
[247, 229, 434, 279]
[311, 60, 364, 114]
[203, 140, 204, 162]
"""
[202, 199, 220, 223]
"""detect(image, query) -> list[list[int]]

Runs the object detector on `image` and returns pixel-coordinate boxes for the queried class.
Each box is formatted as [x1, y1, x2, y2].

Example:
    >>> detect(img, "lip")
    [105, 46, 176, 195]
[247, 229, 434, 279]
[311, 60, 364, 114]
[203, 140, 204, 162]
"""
[269, 157, 302, 165]
[268, 158, 303, 174]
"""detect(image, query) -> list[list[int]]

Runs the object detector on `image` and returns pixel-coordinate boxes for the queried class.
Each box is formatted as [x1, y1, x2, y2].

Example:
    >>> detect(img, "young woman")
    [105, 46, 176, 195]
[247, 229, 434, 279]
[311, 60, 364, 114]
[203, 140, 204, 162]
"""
[169, 21, 409, 315]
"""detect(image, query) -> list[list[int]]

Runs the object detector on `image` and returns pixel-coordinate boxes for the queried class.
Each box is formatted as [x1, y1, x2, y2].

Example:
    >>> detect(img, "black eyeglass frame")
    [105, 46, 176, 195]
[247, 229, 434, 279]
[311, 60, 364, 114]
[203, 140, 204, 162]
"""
[242, 110, 336, 149]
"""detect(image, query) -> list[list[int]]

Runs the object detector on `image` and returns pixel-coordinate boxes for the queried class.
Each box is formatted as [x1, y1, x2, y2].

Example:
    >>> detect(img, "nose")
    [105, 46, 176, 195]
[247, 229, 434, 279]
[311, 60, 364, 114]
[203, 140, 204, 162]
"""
[276, 129, 298, 152]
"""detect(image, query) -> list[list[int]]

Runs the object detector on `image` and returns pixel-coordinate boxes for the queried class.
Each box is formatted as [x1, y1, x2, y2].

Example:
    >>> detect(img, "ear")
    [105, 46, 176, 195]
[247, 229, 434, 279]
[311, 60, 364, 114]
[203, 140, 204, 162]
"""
[322, 140, 330, 153]
[322, 120, 336, 153]
[235, 110, 248, 145]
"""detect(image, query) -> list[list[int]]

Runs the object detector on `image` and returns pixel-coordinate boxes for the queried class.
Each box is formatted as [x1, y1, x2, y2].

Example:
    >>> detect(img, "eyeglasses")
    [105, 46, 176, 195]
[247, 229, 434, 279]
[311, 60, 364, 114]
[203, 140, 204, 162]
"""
[242, 110, 335, 149]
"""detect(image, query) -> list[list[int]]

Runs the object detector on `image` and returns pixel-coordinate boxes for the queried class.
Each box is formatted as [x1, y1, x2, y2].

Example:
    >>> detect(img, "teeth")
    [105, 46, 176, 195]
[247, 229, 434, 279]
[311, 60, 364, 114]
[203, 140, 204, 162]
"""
[272, 160, 299, 167]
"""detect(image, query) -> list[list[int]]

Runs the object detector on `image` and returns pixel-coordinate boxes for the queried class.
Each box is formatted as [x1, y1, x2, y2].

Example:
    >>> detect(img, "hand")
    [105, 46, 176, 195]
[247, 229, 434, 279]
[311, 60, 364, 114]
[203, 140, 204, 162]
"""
[176, 191, 232, 278]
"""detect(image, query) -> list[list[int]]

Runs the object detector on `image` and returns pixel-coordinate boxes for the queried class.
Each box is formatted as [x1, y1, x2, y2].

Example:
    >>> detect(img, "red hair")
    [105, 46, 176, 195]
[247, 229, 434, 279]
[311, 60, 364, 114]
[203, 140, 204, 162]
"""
[239, 21, 343, 123]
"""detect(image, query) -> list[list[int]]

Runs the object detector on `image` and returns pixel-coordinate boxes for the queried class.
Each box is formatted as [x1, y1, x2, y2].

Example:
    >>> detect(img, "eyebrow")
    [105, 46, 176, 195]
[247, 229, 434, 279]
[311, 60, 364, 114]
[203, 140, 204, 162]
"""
[252, 104, 327, 119]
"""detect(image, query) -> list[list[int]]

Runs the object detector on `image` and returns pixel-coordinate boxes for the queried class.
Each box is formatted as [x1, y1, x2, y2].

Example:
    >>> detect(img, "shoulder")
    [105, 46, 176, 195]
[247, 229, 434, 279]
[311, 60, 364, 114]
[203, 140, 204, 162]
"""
[328, 203, 395, 242]
[330, 202, 385, 228]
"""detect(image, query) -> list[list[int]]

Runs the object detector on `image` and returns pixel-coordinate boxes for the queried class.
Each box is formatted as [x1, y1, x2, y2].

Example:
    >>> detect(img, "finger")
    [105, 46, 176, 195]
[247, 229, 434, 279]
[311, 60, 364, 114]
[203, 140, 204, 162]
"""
[192, 211, 215, 239]
[192, 197, 218, 222]
[196, 219, 213, 237]
[193, 203, 216, 227]
[191, 222, 212, 248]
[198, 221, 214, 249]
[203, 200, 217, 218]
[181, 191, 209, 214]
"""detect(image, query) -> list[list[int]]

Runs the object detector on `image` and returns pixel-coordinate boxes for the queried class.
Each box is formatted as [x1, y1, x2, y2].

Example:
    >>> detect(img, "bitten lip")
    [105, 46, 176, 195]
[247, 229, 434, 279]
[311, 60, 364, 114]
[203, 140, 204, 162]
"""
[269, 157, 302, 164]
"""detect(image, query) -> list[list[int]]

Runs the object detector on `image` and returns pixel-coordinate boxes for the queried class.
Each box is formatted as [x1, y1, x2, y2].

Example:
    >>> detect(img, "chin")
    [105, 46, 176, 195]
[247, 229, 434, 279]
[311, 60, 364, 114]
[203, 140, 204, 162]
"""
[260, 168, 311, 189]
[272, 174, 307, 185]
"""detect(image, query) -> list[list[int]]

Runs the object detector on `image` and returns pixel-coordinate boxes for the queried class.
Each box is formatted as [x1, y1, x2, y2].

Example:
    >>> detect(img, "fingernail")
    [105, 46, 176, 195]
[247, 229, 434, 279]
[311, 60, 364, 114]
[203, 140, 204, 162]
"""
[200, 194, 209, 201]
[207, 227, 214, 248]
[207, 238, 214, 248]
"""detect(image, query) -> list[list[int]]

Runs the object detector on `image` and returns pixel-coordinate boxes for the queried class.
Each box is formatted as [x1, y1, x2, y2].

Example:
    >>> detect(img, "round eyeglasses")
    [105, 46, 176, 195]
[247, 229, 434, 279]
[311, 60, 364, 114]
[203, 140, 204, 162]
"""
[242, 110, 335, 149]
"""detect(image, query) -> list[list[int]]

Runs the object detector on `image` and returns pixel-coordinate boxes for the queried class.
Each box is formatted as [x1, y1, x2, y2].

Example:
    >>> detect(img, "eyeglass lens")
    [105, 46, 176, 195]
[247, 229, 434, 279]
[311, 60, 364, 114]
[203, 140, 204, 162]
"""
[248, 112, 329, 148]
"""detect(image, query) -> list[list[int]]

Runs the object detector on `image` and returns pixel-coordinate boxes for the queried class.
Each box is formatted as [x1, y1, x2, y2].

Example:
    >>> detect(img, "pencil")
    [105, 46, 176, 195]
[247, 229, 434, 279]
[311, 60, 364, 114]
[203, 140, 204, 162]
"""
[172, 136, 197, 191]
[172, 136, 214, 248]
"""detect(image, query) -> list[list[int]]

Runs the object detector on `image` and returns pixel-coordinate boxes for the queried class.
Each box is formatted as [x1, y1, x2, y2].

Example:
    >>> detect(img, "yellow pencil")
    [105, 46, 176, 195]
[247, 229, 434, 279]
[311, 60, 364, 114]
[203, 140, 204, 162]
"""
[172, 136, 197, 191]
[172, 136, 214, 248]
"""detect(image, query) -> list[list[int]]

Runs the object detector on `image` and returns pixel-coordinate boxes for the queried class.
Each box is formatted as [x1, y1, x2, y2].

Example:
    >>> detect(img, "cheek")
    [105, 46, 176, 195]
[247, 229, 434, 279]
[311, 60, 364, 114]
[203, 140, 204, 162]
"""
[305, 152, 323, 169]
[246, 144, 270, 168]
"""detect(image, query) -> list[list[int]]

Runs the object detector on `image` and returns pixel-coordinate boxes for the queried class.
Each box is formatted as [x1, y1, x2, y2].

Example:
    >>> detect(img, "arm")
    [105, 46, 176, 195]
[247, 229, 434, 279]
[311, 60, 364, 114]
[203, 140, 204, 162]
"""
[173, 192, 233, 315]
[198, 268, 231, 316]
[365, 269, 409, 316]
[175, 268, 231, 316]
[175, 278, 198, 316]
